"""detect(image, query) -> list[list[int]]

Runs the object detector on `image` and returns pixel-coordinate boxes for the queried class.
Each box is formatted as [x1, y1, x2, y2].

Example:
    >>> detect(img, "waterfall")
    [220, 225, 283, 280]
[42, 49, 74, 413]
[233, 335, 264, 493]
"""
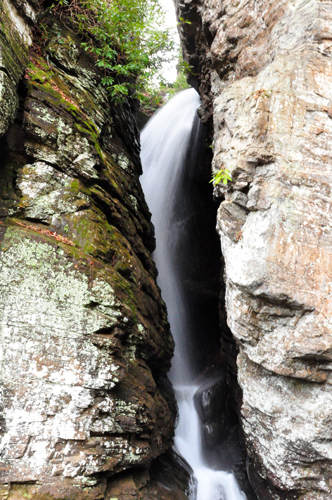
[140, 88, 247, 500]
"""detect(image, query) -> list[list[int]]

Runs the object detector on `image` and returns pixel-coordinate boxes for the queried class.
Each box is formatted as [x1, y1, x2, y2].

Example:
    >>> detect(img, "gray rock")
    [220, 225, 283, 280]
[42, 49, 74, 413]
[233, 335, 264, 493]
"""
[0, 0, 31, 136]
[0, 4, 176, 498]
[229, 191, 248, 208]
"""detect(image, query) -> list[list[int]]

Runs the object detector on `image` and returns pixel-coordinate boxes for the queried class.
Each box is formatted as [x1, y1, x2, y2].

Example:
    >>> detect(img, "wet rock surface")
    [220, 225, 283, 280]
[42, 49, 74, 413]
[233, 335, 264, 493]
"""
[0, 2, 183, 498]
[177, 0, 332, 498]
[194, 371, 237, 455]
[193, 366, 254, 500]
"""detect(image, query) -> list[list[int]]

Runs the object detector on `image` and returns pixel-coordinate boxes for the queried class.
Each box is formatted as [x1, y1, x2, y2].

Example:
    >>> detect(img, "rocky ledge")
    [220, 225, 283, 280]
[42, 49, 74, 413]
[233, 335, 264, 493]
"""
[177, 0, 332, 498]
[0, 0, 187, 498]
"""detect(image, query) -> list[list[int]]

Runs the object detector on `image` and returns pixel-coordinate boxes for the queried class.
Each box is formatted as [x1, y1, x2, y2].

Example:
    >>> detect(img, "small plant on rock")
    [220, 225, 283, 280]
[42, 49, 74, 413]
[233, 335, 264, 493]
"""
[210, 168, 232, 186]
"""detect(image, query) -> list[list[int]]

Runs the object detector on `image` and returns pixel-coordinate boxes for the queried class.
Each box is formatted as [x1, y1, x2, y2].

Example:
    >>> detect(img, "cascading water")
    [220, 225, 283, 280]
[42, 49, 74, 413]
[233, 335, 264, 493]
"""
[140, 88, 247, 500]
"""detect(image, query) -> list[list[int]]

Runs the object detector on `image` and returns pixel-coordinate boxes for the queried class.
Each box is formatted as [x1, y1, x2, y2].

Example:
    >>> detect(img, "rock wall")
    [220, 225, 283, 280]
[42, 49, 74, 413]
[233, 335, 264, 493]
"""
[0, 1, 186, 498]
[176, 0, 332, 498]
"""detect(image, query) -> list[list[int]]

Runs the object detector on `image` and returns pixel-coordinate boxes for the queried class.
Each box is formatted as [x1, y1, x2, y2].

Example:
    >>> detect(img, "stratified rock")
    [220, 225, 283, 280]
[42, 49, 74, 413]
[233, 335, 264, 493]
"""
[0, 3, 176, 498]
[177, 0, 332, 498]
[104, 451, 190, 500]
[0, 0, 32, 135]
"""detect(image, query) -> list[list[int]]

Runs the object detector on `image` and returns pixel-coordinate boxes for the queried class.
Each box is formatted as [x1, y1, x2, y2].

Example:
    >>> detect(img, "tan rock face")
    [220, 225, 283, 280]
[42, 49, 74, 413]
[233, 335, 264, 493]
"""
[0, 3, 177, 498]
[177, 0, 332, 498]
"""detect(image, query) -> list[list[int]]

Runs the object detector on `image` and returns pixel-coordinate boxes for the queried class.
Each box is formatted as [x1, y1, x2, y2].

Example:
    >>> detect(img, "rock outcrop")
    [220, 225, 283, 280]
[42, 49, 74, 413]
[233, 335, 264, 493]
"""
[0, 1, 182, 498]
[177, 0, 332, 498]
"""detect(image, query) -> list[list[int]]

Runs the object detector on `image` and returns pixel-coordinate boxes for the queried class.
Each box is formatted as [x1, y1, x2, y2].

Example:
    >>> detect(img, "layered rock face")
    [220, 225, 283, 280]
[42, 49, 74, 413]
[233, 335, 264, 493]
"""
[0, 1, 183, 498]
[177, 0, 332, 498]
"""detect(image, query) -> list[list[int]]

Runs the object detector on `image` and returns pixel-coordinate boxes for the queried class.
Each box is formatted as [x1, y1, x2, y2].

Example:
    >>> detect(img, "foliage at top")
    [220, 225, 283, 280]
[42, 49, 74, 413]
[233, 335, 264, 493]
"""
[50, 0, 175, 102]
[138, 53, 192, 115]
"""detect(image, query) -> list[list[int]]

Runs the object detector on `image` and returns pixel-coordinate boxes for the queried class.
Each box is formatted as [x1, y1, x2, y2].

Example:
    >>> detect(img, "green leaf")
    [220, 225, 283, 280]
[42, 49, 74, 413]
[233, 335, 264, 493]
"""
[57, 0, 175, 103]
[209, 167, 233, 186]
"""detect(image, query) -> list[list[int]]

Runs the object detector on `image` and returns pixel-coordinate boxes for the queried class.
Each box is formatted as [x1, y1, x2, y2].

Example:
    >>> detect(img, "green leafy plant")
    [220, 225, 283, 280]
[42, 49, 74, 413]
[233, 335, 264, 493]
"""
[178, 16, 192, 25]
[137, 51, 192, 114]
[49, 0, 175, 102]
[210, 168, 232, 186]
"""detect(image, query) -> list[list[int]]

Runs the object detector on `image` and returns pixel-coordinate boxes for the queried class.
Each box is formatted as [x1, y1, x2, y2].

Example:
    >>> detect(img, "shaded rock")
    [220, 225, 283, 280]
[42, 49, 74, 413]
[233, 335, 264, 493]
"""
[217, 201, 248, 243]
[104, 451, 190, 500]
[194, 371, 231, 447]
[0, 0, 32, 136]
[146, 450, 192, 499]
[136, 110, 150, 131]
[0, 5, 175, 499]
[193, 368, 255, 500]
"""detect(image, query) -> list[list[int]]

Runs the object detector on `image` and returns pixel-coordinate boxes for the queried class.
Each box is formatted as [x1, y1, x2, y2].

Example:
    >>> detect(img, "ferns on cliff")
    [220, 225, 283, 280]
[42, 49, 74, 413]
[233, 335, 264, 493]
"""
[50, 0, 175, 103]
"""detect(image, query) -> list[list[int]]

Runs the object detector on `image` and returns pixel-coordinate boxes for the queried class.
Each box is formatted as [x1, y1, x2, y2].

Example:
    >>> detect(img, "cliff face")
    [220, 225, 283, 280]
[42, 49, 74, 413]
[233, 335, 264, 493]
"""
[177, 0, 332, 498]
[0, 1, 186, 498]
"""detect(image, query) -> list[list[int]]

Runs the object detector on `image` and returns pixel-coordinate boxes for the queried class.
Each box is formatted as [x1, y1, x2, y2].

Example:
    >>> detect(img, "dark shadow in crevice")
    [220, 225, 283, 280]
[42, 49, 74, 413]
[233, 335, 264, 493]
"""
[170, 111, 257, 499]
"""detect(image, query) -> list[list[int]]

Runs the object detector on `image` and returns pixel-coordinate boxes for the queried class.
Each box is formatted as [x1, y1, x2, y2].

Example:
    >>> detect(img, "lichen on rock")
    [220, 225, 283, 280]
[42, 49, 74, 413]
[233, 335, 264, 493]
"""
[0, 0, 31, 136]
[0, 2, 177, 498]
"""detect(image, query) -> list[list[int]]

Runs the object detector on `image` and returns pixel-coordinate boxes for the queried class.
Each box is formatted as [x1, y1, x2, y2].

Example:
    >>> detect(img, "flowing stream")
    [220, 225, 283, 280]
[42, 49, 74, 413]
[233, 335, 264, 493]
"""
[140, 88, 246, 500]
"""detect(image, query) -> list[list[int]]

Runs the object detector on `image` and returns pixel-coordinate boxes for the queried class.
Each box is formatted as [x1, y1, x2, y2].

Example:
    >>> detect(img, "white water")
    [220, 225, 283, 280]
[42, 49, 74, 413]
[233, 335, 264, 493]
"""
[140, 89, 246, 500]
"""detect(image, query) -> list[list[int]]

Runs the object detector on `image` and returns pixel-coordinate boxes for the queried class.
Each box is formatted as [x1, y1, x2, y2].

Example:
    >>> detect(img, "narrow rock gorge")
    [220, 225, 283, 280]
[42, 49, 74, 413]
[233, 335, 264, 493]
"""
[176, 0, 332, 498]
[2, 0, 332, 498]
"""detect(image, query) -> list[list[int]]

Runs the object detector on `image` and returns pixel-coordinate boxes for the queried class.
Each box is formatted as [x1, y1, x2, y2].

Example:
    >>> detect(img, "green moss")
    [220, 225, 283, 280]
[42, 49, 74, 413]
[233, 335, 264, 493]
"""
[69, 179, 81, 192]
[74, 122, 105, 163]
[0, 2, 30, 80]
[66, 208, 136, 282]
[71, 210, 110, 255]
[27, 60, 54, 84]
[27, 58, 78, 112]
[25, 55, 106, 167]
[8, 485, 33, 499]
[2, 223, 137, 319]
[121, 280, 137, 321]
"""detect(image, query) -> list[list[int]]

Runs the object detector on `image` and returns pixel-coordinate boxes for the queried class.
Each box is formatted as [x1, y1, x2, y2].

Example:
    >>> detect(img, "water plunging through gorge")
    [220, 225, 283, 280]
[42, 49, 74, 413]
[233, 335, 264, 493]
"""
[140, 89, 248, 500]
